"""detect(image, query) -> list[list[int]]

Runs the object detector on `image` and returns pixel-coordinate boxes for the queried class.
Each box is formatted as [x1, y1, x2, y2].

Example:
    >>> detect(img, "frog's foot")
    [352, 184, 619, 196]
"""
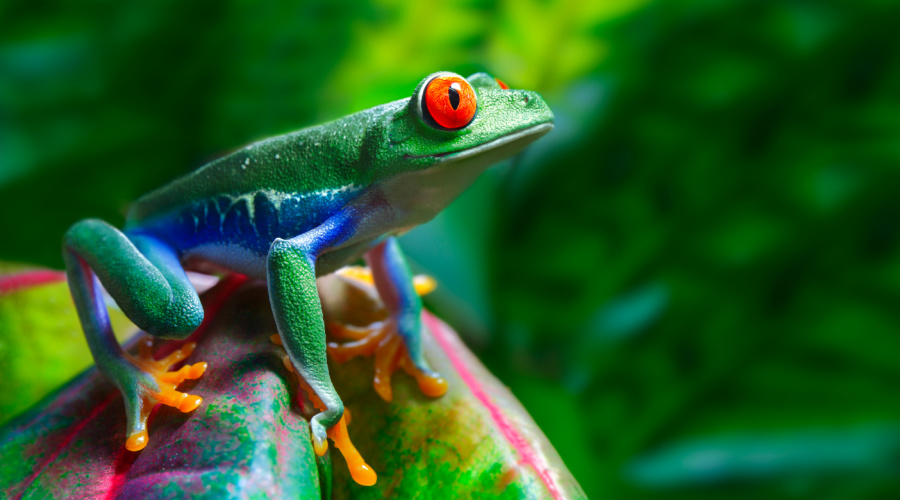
[328, 266, 446, 402]
[122, 337, 207, 451]
[326, 319, 447, 402]
[276, 352, 377, 486]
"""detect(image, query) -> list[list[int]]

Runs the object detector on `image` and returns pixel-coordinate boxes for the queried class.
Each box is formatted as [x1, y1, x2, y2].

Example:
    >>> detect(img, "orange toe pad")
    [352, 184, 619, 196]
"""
[278, 353, 377, 486]
[125, 338, 207, 451]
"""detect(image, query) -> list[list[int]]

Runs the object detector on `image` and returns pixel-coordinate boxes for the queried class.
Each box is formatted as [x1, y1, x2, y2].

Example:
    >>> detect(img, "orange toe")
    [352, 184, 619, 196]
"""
[126, 430, 149, 452]
[328, 416, 377, 486]
[417, 374, 448, 398]
[123, 337, 207, 452]
[179, 395, 203, 412]
[313, 436, 329, 457]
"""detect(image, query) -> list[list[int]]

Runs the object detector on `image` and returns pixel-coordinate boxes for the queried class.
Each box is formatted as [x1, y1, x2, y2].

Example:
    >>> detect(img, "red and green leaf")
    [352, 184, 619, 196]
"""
[0, 269, 584, 499]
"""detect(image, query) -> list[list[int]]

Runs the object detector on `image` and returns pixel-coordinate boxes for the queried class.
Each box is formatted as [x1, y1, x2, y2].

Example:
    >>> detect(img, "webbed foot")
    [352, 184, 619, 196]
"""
[270, 340, 377, 486]
[326, 267, 447, 402]
[122, 338, 207, 451]
[326, 320, 447, 402]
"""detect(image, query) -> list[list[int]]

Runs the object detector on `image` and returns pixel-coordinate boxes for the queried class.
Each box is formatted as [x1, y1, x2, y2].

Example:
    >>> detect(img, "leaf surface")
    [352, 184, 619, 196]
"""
[0, 272, 584, 499]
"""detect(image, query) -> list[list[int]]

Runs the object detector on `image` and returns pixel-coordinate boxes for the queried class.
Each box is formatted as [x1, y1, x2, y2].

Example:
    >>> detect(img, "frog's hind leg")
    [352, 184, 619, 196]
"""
[64, 219, 207, 451]
[327, 237, 448, 402]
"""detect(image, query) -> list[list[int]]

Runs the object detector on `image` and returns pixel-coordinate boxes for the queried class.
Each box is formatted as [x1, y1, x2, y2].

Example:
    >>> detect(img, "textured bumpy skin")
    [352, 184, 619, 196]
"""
[62, 71, 553, 485]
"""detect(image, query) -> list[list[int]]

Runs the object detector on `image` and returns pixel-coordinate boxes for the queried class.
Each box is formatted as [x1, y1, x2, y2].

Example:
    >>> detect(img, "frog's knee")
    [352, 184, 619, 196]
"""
[64, 218, 114, 251]
[66, 217, 108, 235]
[147, 300, 204, 339]
[174, 296, 204, 334]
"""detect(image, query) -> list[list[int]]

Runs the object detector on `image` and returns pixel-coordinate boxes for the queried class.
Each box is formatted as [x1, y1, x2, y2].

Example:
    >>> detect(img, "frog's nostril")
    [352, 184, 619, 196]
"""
[523, 94, 530, 104]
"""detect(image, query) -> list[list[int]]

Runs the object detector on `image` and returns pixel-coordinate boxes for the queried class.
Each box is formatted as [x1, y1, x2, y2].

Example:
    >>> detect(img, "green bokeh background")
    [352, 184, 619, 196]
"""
[4, 0, 900, 498]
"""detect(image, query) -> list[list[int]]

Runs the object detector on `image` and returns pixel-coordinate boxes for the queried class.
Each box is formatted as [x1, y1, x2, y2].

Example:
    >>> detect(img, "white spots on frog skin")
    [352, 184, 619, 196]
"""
[317, 183, 360, 199]
[275, 154, 280, 160]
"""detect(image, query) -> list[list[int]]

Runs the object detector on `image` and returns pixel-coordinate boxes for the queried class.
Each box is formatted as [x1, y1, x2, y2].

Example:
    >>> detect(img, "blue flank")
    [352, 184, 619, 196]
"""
[131, 188, 360, 257]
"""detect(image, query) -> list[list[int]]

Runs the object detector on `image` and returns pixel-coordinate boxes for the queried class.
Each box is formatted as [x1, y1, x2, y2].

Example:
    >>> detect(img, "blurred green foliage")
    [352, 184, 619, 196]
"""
[5, 0, 900, 498]
[0, 279, 134, 424]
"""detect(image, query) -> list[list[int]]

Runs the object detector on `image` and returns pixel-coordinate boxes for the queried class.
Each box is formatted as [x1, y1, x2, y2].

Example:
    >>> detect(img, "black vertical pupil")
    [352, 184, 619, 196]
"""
[448, 86, 460, 110]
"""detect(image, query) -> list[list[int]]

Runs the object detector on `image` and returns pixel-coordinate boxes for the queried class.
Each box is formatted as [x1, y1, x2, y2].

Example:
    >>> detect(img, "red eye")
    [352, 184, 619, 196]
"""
[423, 75, 477, 129]
[496, 78, 509, 90]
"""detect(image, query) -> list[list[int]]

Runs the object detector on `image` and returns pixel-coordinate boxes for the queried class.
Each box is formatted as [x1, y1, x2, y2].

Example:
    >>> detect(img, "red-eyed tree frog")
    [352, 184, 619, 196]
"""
[63, 72, 553, 485]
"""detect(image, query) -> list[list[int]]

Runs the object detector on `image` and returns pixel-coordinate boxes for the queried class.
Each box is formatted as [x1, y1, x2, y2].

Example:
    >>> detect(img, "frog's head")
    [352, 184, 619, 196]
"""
[376, 71, 553, 224]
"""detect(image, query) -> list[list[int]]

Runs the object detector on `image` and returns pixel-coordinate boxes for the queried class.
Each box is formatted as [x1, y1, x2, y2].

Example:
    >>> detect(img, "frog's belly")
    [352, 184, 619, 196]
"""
[183, 237, 379, 280]
[183, 243, 270, 279]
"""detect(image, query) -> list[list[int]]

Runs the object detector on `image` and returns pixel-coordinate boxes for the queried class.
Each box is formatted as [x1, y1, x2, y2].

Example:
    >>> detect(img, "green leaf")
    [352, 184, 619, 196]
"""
[0, 272, 584, 499]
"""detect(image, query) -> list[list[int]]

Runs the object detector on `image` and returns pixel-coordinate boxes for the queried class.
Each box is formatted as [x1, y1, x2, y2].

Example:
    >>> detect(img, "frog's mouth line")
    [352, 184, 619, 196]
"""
[404, 122, 554, 162]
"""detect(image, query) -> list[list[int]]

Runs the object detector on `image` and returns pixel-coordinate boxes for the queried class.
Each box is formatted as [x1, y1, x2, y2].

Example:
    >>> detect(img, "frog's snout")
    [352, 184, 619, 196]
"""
[511, 90, 536, 107]
[517, 90, 554, 123]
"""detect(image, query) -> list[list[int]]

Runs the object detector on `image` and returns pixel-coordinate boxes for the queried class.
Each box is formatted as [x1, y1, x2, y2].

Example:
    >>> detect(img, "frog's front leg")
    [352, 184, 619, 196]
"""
[267, 205, 379, 486]
[327, 237, 447, 401]
[63, 219, 207, 451]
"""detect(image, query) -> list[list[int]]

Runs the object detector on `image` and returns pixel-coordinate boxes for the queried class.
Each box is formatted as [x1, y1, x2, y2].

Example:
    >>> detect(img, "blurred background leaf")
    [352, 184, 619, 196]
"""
[4, 0, 900, 498]
[0, 268, 134, 424]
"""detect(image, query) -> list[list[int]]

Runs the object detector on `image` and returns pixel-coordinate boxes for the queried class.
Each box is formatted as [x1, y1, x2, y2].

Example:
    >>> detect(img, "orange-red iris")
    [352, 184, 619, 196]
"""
[424, 75, 476, 129]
